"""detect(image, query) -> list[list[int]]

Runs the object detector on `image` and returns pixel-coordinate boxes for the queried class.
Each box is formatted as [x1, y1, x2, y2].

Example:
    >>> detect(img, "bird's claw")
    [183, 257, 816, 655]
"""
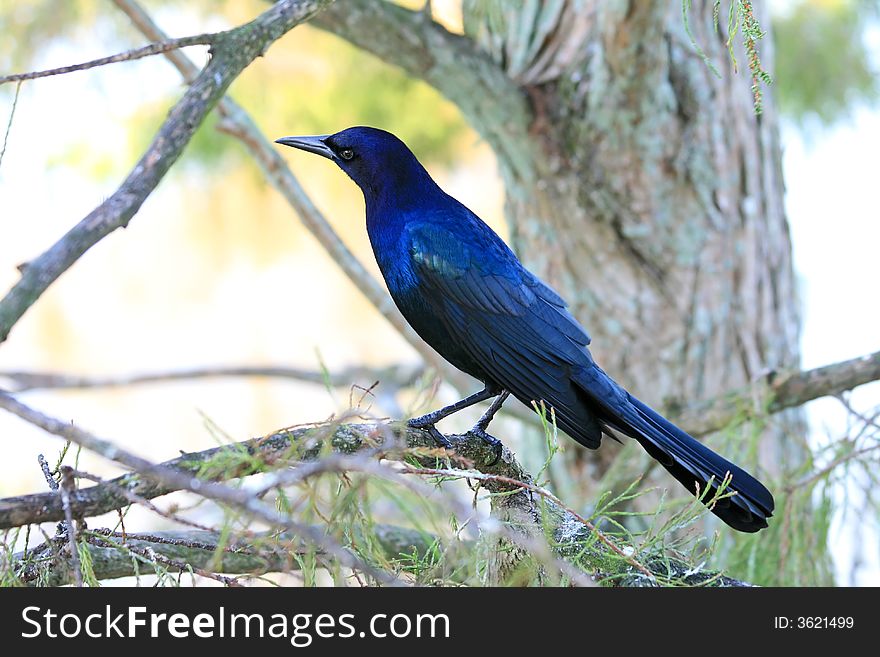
[408, 415, 504, 465]
[472, 428, 503, 467]
[407, 418, 453, 449]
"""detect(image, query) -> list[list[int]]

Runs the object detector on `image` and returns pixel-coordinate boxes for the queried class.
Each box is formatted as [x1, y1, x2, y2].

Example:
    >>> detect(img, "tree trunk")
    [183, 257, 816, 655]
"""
[460, 0, 805, 499]
[315, 0, 819, 583]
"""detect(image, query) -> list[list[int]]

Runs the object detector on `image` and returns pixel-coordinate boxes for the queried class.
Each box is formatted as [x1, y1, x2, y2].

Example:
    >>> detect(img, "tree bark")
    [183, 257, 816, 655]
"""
[311, 0, 815, 581]
[458, 0, 804, 490]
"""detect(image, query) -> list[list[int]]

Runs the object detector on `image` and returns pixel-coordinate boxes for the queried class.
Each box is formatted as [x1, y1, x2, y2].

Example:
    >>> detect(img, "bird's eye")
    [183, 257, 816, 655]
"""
[339, 148, 354, 161]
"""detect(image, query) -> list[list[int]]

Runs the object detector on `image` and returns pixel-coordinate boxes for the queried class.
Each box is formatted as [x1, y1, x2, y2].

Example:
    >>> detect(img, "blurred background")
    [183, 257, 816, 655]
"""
[1, 0, 878, 585]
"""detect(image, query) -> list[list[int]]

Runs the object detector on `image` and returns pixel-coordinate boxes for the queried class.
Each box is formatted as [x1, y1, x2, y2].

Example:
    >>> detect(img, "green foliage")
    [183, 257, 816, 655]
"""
[77, 540, 100, 587]
[0, 0, 105, 72]
[683, 0, 880, 123]
[773, 0, 879, 126]
[735, 0, 774, 114]
[683, 0, 774, 114]
[277, 28, 467, 165]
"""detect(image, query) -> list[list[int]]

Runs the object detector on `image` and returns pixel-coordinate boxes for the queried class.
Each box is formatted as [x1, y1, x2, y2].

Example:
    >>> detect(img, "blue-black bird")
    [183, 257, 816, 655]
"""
[276, 126, 774, 532]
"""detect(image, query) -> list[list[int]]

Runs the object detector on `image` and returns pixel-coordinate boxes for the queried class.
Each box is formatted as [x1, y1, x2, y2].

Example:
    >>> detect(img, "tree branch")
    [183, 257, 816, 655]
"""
[11, 527, 434, 587]
[675, 349, 880, 437]
[0, 34, 218, 85]
[111, 0, 451, 374]
[0, 392, 754, 586]
[0, 0, 334, 344]
[0, 392, 400, 585]
[4, 348, 878, 437]
[0, 406, 470, 530]
[0, 81, 22, 170]
[0, 363, 422, 392]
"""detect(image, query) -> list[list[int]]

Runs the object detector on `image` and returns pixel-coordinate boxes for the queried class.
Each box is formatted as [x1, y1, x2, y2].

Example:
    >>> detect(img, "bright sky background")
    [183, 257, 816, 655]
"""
[782, 110, 880, 585]
[0, 3, 877, 584]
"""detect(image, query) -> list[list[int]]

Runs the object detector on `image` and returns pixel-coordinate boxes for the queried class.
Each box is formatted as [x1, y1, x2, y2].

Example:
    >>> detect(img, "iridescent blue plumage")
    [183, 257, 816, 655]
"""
[276, 126, 774, 532]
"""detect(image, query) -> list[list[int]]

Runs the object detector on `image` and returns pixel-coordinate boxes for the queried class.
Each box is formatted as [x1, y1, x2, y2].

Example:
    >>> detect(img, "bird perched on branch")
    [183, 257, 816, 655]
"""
[276, 126, 774, 532]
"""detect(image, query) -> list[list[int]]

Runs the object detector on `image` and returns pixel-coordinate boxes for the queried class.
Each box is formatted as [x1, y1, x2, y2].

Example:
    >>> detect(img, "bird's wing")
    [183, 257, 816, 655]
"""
[407, 221, 589, 344]
[406, 221, 603, 447]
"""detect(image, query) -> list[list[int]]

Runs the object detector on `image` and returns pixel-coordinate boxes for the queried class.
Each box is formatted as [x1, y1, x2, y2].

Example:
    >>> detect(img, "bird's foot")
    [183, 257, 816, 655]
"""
[471, 427, 503, 467]
[407, 417, 453, 449]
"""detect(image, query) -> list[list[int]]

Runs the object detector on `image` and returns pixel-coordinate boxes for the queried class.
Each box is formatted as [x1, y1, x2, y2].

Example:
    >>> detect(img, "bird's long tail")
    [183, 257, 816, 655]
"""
[621, 394, 774, 532]
[573, 367, 774, 532]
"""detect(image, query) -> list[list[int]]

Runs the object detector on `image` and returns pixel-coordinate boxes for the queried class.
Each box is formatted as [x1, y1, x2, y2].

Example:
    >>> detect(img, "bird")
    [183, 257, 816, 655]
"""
[275, 126, 775, 533]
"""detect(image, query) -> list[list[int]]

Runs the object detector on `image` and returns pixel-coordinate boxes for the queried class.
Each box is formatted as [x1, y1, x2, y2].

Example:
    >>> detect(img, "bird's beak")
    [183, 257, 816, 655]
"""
[274, 135, 335, 160]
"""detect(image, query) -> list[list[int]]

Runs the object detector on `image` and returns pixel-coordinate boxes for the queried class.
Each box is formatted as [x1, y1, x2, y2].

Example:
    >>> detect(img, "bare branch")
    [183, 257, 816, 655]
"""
[0, 392, 400, 586]
[675, 349, 880, 437]
[71, 467, 227, 535]
[0, 363, 423, 392]
[12, 526, 434, 587]
[0, 34, 218, 85]
[5, 348, 879, 438]
[0, 392, 755, 586]
[1, 393, 594, 585]
[113, 0, 451, 374]
[0, 0, 334, 344]
[105, 536, 242, 587]
[58, 466, 83, 587]
[0, 407, 474, 530]
[112, 0, 201, 82]
[0, 81, 22, 170]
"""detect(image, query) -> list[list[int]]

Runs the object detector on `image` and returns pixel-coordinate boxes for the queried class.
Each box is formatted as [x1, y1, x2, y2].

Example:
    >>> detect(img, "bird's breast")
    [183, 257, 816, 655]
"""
[367, 226, 490, 382]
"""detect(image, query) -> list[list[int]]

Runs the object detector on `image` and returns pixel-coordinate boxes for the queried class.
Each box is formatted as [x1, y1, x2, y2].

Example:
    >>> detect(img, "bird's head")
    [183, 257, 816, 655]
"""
[275, 126, 437, 206]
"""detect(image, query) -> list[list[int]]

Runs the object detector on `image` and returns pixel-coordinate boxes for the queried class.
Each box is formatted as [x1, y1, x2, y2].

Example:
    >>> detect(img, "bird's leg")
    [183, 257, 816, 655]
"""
[469, 391, 510, 466]
[408, 385, 501, 427]
[407, 385, 502, 449]
[473, 390, 510, 433]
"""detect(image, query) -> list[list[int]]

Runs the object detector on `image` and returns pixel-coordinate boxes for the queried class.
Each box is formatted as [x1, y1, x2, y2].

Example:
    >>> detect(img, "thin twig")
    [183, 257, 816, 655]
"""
[787, 444, 880, 492]
[58, 466, 83, 587]
[37, 454, 58, 491]
[0, 34, 218, 85]
[72, 468, 227, 535]
[835, 394, 880, 436]
[0, 80, 23, 170]
[0, 363, 422, 392]
[399, 464, 655, 579]
[86, 532, 241, 586]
